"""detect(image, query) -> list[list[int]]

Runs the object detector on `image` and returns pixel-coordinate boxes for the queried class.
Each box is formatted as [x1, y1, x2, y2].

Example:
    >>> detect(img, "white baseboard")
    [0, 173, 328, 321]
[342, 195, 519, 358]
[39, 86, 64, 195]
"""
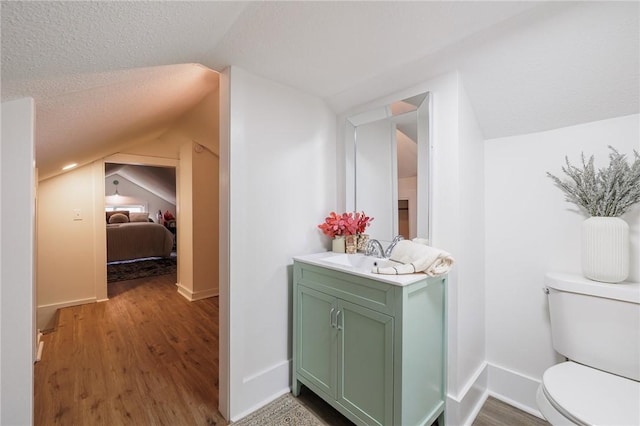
[37, 297, 97, 330]
[446, 362, 489, 425]
[487, 362, 545, 419]
[226, 360, 544, 425]
[230, 359, 292, 422]
[176, 282, 219, 301]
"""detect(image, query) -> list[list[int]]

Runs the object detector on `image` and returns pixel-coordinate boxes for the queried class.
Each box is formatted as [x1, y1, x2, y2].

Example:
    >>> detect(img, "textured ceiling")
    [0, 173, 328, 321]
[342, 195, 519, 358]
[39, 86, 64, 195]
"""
[1, 1, 248, 82]
[30, 63, 219, 179]
[1, 1, 538, 99]
[1, 1, 638, 178]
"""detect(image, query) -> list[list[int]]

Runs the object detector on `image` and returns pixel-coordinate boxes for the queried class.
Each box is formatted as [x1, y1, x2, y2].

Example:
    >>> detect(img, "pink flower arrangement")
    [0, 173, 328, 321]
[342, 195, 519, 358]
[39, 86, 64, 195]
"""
[354, 211, 373, 234]
[318, 211, 373, 238]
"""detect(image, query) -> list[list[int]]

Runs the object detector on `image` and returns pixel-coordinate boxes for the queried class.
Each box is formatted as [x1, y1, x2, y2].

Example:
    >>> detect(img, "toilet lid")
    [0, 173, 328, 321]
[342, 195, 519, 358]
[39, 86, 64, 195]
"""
[542, 362, 640, 426]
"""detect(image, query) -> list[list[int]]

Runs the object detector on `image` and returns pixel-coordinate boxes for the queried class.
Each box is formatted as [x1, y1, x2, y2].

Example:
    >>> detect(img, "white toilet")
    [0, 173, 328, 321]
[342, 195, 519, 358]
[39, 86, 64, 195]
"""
[537, 273, 640, 425]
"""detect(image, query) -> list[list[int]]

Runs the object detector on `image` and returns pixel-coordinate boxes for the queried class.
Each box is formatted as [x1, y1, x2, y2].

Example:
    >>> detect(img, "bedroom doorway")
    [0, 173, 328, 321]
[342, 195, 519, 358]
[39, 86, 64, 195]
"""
[104, 162, 178, 287]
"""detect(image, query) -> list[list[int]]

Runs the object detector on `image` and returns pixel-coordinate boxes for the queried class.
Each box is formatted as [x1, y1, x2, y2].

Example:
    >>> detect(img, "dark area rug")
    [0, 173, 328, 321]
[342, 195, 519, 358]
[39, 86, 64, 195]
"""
[107, 257, 176, 283]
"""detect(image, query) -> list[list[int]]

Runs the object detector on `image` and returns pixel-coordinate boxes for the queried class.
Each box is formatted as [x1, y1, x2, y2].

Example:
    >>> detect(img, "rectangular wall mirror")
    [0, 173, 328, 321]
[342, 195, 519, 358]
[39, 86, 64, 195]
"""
[345, 92, 432, 243]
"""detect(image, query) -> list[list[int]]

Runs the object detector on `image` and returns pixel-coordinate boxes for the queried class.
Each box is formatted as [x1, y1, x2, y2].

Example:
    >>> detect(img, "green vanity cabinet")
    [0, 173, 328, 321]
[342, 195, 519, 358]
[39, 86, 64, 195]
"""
[292, 258, 446, 426]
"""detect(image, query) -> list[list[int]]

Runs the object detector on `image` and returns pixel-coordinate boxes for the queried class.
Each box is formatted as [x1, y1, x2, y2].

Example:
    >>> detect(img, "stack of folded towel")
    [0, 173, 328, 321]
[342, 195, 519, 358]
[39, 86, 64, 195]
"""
[372, 239, 454, 276]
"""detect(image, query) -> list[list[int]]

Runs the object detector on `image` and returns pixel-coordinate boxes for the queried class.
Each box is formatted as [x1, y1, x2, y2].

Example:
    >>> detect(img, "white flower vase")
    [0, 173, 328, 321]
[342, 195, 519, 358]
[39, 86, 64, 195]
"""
[582, 217, 629, 283]
[332, 236, 345, 253]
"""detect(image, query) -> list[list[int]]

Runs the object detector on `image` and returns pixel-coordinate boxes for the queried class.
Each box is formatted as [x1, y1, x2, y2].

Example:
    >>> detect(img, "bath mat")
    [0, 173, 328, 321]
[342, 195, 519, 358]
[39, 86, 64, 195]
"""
[232, 393, 324, 426]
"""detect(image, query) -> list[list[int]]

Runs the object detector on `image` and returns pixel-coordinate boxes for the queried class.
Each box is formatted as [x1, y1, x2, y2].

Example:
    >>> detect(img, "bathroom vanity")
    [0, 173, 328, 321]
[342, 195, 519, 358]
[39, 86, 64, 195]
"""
[292, 252, 446, 426]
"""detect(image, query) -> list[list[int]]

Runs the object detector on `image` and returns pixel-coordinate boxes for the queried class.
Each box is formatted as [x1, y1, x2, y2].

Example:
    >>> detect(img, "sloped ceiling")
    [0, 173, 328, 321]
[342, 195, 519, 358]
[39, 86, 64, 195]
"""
[106, 163, 176, 205]
[1, 1, 638, 178]
[33, 64, 219, 179]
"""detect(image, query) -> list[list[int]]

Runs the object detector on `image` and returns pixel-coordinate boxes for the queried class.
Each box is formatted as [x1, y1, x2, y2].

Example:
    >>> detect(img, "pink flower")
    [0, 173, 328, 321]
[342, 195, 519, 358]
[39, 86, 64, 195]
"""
[354, 211, 373, 234]
[317, 211, 373, 238]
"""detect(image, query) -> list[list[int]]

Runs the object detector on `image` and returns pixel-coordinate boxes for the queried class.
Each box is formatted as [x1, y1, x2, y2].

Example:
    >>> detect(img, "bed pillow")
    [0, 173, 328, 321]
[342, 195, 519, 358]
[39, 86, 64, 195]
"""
[129, 212, 149, 222]
[106, 210, 129, 223]
[108, 213, 129, 224]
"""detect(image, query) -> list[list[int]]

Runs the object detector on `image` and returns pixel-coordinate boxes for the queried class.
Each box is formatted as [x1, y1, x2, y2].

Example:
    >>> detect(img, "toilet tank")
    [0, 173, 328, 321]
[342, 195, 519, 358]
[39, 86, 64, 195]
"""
[545, 273, 640, 381]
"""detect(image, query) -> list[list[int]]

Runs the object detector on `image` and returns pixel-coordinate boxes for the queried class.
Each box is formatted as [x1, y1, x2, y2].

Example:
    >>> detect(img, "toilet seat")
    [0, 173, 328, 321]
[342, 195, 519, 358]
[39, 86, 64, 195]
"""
[539, 362, 640, 426]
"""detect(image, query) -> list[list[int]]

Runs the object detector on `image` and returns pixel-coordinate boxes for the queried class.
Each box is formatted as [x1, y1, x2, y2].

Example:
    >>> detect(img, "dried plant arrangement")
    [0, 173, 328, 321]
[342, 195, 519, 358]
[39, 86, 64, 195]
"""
[547, 146, 640, 217]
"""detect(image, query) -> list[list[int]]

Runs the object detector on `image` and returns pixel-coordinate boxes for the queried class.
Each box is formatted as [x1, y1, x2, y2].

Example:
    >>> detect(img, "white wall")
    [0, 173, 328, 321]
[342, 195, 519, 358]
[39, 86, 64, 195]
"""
[1, 98, 35, 425]
[426, 73, 487, 426]
[338, 71, 487, 425]
[485, 114, 640, 414]
[452, 79, 487, 423]
[225, 66, 336, 420]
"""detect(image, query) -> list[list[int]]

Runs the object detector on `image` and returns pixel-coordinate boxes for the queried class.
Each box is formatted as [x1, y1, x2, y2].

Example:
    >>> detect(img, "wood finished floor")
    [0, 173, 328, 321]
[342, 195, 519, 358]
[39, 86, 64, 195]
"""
[34, 272, 225, 425]
[35, 272, 549, 426]
[472, 397, 550, 426]
[298, 388, 549, 426]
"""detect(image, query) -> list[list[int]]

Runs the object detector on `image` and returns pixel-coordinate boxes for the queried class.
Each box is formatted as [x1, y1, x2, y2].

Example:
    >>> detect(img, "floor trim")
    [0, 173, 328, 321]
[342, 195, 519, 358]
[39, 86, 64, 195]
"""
[37, 297, 97, 330]
[446, 361, 489, 425]
[176, 282, 218, 301]
[487, 362, 545, 419]
[230, 360, 292, 422]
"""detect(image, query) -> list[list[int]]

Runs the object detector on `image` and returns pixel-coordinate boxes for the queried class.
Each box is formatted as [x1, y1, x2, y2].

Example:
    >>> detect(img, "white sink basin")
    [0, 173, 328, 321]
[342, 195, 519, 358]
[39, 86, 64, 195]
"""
[322, 253, 389, 272]
[294, 252, 428, 286]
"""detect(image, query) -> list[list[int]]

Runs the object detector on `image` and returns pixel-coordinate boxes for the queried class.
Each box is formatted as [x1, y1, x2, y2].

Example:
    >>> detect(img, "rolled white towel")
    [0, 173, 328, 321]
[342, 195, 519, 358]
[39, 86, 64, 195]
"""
[372, 239, 454, 276]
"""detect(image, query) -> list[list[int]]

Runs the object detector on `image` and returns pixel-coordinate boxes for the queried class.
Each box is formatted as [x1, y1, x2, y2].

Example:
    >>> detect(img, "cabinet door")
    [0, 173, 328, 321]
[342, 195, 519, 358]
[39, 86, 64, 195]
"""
[337, 300, 394, 426]
[296, 285, 337, 398]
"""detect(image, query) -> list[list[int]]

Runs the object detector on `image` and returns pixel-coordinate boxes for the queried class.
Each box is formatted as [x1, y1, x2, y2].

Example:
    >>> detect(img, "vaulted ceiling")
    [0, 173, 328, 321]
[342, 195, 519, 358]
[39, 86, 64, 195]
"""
[106, 163, 176, 205]
[2, 1, 638, 179]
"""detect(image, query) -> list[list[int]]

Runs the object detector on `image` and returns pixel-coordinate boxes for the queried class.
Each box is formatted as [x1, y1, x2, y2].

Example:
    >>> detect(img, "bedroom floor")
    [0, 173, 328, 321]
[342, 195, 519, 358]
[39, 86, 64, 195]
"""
[34, 272, 224, 425]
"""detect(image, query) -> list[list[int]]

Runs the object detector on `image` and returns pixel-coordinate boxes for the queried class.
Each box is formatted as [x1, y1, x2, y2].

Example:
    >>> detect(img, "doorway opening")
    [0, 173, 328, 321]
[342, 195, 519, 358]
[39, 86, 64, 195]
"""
[104, 162, 178, 287]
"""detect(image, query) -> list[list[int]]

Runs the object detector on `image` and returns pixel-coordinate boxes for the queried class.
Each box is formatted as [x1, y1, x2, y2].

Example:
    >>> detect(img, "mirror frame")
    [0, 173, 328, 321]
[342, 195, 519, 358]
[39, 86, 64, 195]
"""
[345, 91, 432, 242]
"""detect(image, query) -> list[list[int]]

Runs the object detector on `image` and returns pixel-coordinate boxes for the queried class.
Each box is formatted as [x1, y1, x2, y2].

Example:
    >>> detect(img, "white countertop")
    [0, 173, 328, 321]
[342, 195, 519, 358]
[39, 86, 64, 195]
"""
[293, 251, 430, 286]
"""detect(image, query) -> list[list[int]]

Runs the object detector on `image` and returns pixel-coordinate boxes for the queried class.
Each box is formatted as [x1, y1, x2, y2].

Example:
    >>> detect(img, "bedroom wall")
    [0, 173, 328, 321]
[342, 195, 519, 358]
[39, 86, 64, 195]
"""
[177, 142, 194, 298]
[173, 86, 220, 301]
[37, 161, 107, 330]
[192, 145, 219, 297]
[105, 173, 176, 220]
[484, 113, 640, 415]
[175, 140, 219, 300]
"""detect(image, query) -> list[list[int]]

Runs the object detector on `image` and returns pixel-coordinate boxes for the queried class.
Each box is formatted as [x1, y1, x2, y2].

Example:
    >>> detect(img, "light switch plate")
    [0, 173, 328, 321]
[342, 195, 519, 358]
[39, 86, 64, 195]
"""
[73, 209, 82, 221]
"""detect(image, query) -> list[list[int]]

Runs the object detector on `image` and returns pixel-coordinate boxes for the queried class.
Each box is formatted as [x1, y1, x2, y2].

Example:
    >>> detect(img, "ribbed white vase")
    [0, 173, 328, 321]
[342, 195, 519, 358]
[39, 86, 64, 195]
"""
[581, 217, 629, 283]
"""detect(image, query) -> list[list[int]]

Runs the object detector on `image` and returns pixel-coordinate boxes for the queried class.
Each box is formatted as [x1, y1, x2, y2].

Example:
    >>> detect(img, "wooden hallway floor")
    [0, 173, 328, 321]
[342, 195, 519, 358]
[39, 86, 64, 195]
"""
[34, 273, 224, 425]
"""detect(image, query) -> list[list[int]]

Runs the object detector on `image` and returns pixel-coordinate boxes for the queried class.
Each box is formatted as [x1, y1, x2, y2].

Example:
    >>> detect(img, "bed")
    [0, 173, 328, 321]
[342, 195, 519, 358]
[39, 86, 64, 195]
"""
[106, 221, 174, 262]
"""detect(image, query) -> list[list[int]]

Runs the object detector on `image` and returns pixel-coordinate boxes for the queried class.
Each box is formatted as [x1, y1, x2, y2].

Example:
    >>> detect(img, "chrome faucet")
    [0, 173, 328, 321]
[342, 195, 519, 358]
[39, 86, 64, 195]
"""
[384, 235, 404, 258]
[365, 239, 385, 258]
